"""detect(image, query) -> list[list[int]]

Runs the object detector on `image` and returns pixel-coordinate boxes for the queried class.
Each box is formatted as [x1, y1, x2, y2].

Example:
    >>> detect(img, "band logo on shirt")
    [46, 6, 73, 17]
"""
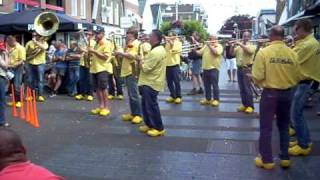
[270, 57, 294, 65]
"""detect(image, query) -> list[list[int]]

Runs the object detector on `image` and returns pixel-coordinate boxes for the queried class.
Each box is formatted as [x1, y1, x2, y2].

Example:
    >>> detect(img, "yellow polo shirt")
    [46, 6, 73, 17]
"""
[140, 42, 152, 58]
[252, 41, 301, 89]
[80, 39, 96, 67]
[8, 43, 26, 66]
[165, 39, 182, 66]
[25, 40, 48, 65]
[138, 45, 167, 92]
[198, 43, 223, 70]
[120, 39, 140, 77]
[235, 43, 256, 66]
[293, 34, 320, 82]
[90, 39, 113, 74]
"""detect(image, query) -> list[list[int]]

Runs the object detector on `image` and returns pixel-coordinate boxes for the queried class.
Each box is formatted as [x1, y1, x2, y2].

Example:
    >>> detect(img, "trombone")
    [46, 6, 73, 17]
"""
[164, 35, 184, 41]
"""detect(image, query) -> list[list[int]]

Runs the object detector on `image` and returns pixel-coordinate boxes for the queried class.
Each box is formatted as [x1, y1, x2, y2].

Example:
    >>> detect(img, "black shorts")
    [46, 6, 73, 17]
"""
[92, 71, 109, 90]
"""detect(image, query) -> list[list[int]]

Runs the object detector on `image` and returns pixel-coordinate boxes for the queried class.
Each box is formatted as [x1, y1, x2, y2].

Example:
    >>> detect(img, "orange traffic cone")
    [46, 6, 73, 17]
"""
[11, 84, 18, 117]
[28, 88, 35, 126]
[25, 87, 32, 123]
[32, 90, 40, 128]
[19, 85, 26, 120]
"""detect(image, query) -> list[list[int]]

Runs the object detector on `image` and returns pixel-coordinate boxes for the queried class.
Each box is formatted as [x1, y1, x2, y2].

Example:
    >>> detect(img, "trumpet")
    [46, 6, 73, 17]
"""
[228, 38, 270, 44]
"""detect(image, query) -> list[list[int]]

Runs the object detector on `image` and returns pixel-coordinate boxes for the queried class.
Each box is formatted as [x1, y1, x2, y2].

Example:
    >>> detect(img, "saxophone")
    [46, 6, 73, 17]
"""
[132, 41, 142, 79]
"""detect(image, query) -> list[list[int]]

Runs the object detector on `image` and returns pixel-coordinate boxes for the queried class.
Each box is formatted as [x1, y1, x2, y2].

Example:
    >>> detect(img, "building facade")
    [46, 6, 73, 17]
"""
[252, 9, 276, 38]
[0, 0, 141, 46]
[150, 3, 208, 30]
[278, 0, 320, 37]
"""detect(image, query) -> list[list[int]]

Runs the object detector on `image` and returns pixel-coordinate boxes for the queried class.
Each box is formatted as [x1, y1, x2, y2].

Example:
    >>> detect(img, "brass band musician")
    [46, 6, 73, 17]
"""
[25, 32, 48, 102]
[165, 31, 183, 104]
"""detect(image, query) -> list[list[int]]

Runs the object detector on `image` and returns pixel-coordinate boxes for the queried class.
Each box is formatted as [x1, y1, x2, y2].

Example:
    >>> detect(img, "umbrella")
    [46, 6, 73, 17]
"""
[0, 9, 94, 34]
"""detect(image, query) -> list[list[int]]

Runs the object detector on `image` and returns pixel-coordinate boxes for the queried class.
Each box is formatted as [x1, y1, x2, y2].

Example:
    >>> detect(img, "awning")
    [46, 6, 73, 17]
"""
[279, 1, 320, 26]
[279, 11, 305, 26]
[0, 9, 93, 34]
[15, 0, 64, 12]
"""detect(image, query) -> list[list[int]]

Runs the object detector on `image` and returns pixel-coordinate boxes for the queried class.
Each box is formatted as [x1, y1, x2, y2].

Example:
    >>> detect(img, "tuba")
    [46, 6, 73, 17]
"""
[34, 12, 59, 37]
[26, 12, 59, 61]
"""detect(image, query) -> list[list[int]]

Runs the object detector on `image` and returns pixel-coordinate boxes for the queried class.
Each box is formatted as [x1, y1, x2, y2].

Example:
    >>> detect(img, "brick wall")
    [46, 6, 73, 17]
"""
[0, 0, 16, 14]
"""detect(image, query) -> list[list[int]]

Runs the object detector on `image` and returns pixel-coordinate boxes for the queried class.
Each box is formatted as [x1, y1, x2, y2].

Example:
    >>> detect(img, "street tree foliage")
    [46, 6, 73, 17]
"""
[219, 14, 254, 36]
[160, 20, 208, 41]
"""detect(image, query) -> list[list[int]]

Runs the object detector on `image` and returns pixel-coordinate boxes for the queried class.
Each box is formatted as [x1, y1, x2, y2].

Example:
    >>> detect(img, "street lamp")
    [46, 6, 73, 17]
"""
[233, 23, 239, 39]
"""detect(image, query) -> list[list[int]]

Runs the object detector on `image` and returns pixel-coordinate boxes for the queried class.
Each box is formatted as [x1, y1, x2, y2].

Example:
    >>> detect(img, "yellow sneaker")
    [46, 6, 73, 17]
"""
[147, 129, 166, 137]
[166, 97, 175, 103]
[131, 116, 143, 124]
[99, 108, 111, 116]
[254, 156, 275, 170]
[139, 125, 151, 133]
[15, 101, 22, 108]
[289, 127, 296, 136]
[86, 95, 94, 101]
[289, 140, 298, 147]
[107, 95, 114, 100]
[7, 102, 14, 106]
[38, 96, 45, 102]
[122, 114, 133, 121]
[174, 98, 182, 104]
[117, 95, 124, 100]
[200, 99, 211, 105]
[237, 105, 246, 112]
[211, 100, 220, 107]
[75, 94, 84, 100]
[280, 160, 291, 168]
[289, 145, 312, 156]
[245, 107, 254, 114]
[91, 108, 101, 115]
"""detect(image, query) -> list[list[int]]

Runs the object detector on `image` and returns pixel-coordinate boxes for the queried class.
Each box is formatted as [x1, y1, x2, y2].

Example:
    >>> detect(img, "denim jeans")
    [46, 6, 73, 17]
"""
[237, 67, 254, 108]
[291, 82, 312, 148]
[67, 63, 80, 95]
[139, 85, 163, 130]
[108, 74, 123, 96]
[79, 66, 93, 95]
[10, 65, 23, 101]
[0, 76, 7, 125]
[317, 96, 320, 113]
[166, 65, 181, 98]
[124, 75, 141, 116]
[203, 69, 220, 101]
[259, 88, 293, 163]
[27, 64, 45, 96]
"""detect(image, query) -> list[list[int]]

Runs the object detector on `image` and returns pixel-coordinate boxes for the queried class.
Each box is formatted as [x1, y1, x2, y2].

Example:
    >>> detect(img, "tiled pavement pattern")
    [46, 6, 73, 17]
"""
[6, 63, 320, 180]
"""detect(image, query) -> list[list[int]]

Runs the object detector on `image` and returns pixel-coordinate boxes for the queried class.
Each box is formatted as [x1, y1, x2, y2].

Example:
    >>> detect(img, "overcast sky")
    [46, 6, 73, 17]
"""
[148, 0, 277, 33]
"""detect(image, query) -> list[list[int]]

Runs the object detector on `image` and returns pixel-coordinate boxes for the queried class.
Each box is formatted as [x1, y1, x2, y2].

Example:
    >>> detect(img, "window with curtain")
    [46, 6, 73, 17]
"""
[80, 0, 86, 18]
[101, 0, 108, 23]
[14, 2, 25, 11]
[114, 2, 119, 25]
[71, 0, 78, 16]
[108, 0, 114, 24]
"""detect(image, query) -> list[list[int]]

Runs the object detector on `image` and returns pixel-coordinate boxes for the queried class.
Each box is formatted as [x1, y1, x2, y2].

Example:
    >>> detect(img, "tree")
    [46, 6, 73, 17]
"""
[219, 14, 254, 36]
[160, 21, 172, 35]
[160, 20, 208, 41]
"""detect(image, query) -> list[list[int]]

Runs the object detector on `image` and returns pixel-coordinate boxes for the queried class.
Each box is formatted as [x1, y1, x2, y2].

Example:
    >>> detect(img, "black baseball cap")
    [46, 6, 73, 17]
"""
[94, 27, 105, 34]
